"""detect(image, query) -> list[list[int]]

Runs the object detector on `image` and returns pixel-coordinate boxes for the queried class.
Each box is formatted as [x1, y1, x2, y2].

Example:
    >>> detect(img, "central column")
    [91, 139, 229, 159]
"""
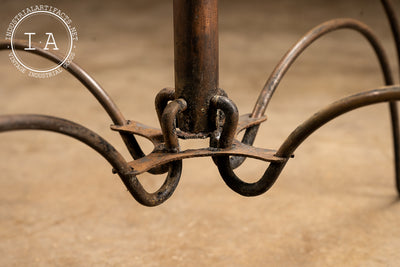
[173, 0, 219, 134]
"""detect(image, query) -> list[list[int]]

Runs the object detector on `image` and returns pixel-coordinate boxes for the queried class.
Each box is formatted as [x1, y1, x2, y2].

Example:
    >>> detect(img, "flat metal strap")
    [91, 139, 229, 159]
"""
[110, 113, 268, 142]
[126, 140, 284, 175]
[111, 120, 164, 145]
[111, 114, 276, 175]
[236, 114, 267, 134]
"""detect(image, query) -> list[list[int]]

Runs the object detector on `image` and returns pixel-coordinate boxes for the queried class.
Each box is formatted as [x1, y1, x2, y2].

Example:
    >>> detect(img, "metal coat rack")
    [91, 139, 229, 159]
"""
[1, 0, 400, 207]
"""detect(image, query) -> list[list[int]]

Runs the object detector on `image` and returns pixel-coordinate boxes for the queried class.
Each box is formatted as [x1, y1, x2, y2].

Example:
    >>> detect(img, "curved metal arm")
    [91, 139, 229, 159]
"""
[216, 85, 400, 197]
[277, 86, 400, 156]
[381, 0, 400, 81]
[231, 18, 397, 169]
[381, 0, 400, 192]
[0, 40, 146, 161]
[0, 114, 181, 207]
[254, 18, 393, 116]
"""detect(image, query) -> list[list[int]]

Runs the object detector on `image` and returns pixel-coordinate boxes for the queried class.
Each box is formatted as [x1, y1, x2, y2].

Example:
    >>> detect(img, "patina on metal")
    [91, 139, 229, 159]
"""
[0, 0, 400, 206]
[173, 0, 220, 134]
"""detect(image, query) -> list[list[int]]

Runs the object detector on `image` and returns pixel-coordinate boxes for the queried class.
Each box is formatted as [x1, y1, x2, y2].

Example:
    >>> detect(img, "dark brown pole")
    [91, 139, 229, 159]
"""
[173, 0, 219, 134]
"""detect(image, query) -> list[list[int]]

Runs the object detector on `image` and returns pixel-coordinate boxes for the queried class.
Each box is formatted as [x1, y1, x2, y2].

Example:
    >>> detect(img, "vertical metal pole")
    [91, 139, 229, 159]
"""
[173, 0, 219, 134]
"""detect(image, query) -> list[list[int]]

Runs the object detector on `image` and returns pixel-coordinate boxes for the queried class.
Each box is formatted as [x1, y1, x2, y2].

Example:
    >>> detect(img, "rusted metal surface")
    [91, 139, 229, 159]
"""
[0, 114, 182, 207]
[126, 141, 282, 176]
[231, 17, 398, 169]
[1, 0, 400, 207]
[173, 0, 220, 133]
[235, 114, 267, 135]
[111, 112, 267, 146]
[215, 85, 400, 197]
[210, 95, 239, 149]
[110, 108, 277, 175]
[155, 88, 176, 126]
[252, 18, 394, 117]
[0, 40, 145, 161]
[382, 0, 400, 78]
[0, 114, 132, 175]
[160, 99, 188, 152]
[115, 121, 165, 147]
[382, 0, 400, 192]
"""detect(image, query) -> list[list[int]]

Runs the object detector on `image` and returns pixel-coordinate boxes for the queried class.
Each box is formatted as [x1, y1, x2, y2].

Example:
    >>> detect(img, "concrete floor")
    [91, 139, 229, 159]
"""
[0, 0, 400, 266]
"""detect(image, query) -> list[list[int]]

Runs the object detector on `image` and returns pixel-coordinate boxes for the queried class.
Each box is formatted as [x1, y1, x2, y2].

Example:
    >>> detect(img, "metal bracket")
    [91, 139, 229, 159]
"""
[110, 112, 281, 175]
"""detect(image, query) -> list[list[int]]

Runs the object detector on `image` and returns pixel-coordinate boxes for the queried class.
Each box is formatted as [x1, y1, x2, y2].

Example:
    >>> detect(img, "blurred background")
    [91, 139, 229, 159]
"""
[0, 0, 399, 265]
